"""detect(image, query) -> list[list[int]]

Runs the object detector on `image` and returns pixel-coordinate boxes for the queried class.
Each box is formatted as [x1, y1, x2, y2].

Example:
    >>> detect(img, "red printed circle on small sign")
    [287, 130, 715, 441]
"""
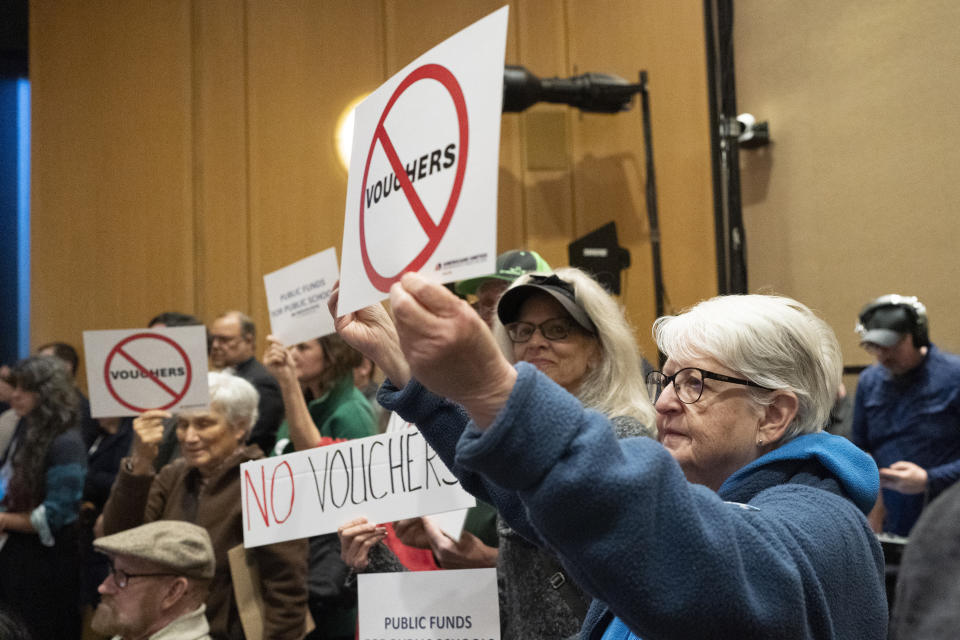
[103, 332, 193, 412]
[359, 63, 469, 292]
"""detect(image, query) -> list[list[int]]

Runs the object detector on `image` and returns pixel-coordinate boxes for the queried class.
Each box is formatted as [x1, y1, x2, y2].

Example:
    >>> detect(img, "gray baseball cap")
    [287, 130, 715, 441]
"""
[857, 305, 913, 347]
[94, 520, 215, 579]
[497, 273, 596, 333]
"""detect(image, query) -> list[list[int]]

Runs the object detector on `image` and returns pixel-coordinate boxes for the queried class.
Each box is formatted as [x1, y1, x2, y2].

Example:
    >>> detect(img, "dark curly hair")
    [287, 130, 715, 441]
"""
[4, 356, 80, 512]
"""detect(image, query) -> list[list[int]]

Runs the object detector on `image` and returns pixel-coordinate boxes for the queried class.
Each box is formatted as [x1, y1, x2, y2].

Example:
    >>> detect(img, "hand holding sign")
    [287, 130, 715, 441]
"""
[393, 517, 431, 549]
[390, 272, 516, 427]
[130, 409, 171, 473]
[328, 282, 411, 387]
[420, 516, 497, 570]
[394, 516, 496, 570]
[337, 517, 388, 571]
[262, 335, 299, 391]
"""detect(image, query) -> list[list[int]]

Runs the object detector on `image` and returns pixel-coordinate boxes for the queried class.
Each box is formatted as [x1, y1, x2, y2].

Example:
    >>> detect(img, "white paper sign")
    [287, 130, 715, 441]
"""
[426, 509, 468, 543]
[384, 413, 468, 541]
[358, 569, 500, 640]
[241, 427, 476, 548]
[338, 6, 508, 314]
[264, 248, 339, 345]
[82, 326, 210, 418]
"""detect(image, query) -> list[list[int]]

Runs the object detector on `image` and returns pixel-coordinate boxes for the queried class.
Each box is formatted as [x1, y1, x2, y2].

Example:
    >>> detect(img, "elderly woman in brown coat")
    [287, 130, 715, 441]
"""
[102, 372, 308, 640]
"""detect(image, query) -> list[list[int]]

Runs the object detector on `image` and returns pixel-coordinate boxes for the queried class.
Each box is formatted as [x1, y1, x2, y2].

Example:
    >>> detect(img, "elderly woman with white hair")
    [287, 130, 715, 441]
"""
[101, 372, 308, 640]
[333, 274, 888, 640]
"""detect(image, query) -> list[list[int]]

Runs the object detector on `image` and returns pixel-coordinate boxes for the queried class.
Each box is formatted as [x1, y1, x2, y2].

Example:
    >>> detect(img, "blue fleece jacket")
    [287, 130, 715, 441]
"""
[379, 362, 888, 640]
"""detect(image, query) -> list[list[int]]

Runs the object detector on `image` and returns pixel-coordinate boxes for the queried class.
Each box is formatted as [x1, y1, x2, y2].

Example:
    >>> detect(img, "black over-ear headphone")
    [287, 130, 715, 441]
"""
[855, 294, 929, 348]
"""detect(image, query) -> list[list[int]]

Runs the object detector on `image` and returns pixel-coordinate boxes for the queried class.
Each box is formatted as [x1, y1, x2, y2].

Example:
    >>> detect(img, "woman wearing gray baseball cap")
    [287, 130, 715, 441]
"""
[336, 267, 655, 639]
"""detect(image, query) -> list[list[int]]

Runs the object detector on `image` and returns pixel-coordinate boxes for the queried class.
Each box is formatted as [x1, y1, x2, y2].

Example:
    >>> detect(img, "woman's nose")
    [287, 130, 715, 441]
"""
[526, 326, 551, 348]
[654, 380, 682, 413]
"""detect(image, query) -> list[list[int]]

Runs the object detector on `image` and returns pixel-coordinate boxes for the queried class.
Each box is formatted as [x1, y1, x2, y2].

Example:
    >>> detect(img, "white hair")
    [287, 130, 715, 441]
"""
[493, 267, 656, 427]
[207, 371, 259, 436]
[652, 294, 841, 440]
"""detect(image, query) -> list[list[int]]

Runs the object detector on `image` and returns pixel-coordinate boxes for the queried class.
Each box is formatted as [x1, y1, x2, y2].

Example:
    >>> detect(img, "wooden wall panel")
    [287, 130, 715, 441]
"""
[735, 0, 960, 363]
[192, 0, 249, 321]
[565, 0, 713, 359]
[30, 0, 715, 385]
[30, 1, 195, 388]
[244, 0, 384, 353]
[514, 0, 575, 271]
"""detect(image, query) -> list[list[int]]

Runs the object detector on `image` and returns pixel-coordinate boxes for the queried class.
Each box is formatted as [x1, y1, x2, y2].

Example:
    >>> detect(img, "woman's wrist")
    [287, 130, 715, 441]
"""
[378, 343, 412, 388]
[126, 455, 154, 475]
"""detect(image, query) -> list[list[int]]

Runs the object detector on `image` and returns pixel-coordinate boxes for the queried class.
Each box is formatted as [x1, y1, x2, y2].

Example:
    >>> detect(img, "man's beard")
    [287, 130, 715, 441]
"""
[90, 598, 126, 637]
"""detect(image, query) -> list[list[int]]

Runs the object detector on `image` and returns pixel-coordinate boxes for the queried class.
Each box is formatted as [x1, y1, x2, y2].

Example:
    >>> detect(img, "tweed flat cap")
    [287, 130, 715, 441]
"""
[94, 520, 215, 579]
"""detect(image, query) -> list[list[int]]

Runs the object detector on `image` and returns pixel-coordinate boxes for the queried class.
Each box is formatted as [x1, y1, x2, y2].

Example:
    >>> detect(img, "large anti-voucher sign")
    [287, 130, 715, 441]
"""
[338, 6, 508, 314]
[240, 427, 476, 548]
[83, 326, 210, 418]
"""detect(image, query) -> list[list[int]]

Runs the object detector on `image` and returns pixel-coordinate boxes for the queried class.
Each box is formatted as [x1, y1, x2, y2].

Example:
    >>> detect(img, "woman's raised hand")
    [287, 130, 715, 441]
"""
[129, 409, 171, 473]
[390, 272, 516, 427]
[263, 335, 298, 390]
[328, 281, 411, 386]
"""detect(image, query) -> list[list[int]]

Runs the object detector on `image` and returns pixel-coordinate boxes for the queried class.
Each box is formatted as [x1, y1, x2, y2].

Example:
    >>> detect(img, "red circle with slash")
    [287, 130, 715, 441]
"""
[359, 63, 469, 292]
[104, 332, 193, 412]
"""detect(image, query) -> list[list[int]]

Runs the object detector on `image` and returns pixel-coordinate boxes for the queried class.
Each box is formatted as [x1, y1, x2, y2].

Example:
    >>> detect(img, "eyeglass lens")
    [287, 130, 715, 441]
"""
[506, 318, 575, 343]
[646, 368, 705, 404]
[109, 562, 129, 588]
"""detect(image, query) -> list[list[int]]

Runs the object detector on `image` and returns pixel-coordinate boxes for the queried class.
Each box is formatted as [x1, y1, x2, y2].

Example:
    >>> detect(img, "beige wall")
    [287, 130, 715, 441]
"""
[735, 0, 960, 375]
[30, 0, 715, 388]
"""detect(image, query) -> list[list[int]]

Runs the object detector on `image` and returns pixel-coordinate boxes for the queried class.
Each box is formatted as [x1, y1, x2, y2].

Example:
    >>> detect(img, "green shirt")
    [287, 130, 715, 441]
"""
[270, 374, 376, 457]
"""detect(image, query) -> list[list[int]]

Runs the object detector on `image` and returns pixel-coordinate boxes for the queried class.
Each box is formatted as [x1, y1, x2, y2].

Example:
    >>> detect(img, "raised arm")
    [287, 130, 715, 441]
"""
[263, 335, 322, 452]
[328, 282, 411, 387]
[385, 273, 887, 639]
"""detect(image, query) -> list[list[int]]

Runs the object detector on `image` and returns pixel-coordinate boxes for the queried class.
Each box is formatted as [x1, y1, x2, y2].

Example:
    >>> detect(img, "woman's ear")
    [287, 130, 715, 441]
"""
[587, 339, 603, 371]
[758, 391, 799, 445]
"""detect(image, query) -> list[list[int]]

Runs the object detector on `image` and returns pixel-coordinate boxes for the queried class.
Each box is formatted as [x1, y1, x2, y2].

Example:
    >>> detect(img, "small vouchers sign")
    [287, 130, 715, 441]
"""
[337, 6, 508, 314]
[83, 326, 209, 418]
[241, 427, 476, 548]
[358, 569, 500, 640]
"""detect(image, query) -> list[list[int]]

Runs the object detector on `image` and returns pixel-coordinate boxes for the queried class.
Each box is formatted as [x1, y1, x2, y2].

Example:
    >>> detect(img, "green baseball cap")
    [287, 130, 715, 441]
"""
[455, 250, 551, 296]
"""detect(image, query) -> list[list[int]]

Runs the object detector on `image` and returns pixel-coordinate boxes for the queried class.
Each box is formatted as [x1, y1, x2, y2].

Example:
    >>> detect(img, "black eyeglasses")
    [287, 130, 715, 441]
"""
[645, 367, 773, 404]
[108, 558, 178, 589]
[504, 318, 588, 343]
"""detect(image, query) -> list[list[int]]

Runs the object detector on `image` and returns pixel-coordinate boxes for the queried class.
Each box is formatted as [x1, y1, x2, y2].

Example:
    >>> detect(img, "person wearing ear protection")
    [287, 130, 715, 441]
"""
[852, 294, 960, 536]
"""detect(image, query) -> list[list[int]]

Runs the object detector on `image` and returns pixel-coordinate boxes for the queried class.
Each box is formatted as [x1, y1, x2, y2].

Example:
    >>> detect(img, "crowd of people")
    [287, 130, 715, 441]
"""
[0, 250, 957, 639]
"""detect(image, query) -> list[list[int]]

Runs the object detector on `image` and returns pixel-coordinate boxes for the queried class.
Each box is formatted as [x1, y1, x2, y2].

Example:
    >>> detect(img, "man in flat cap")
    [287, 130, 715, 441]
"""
[91, 520, 215, 640]
[852, 294, 960, 536]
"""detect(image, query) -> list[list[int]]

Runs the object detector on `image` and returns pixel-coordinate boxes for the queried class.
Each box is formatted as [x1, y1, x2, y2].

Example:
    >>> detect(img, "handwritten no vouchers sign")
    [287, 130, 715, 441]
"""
[82, 326, 210, 418]
[337, 6, 508, 314]
[240, 427, 476, 548]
